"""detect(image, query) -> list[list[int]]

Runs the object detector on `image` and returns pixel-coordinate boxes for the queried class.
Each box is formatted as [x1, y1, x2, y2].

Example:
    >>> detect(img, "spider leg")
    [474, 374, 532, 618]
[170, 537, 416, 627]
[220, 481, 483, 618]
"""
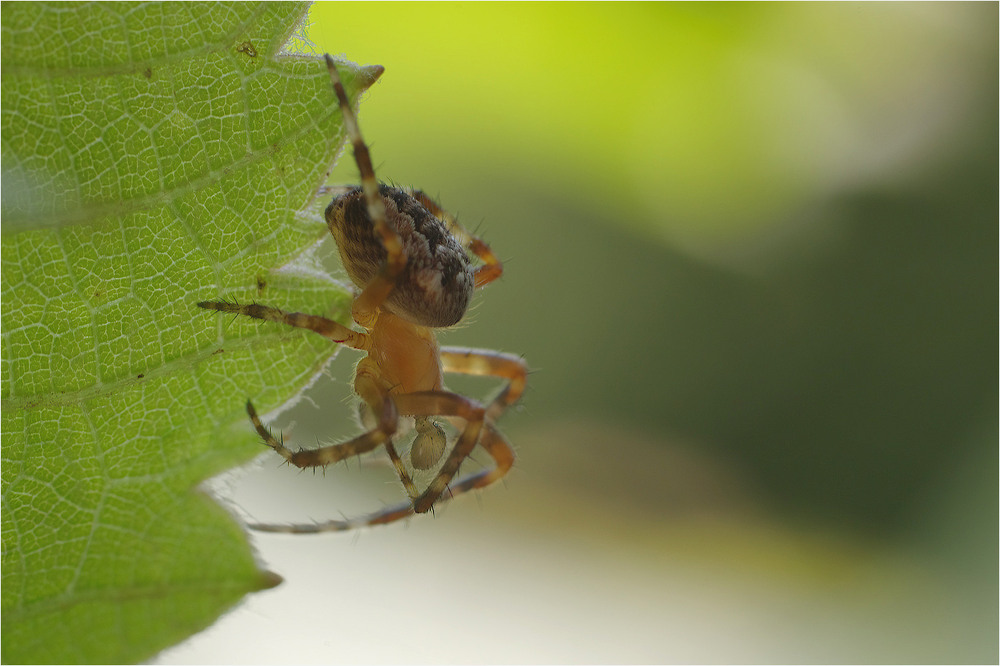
[250, 498, 417, 533]
[248, 421, 513, 534]
[247, 359, 426, 534]
[412, 347, 526, 505]
[392, 391, 487, 514]
[440, 347, 528, 421]
[405, 189, 504, 289]
[246, 351, 526, 534]
[248, 389, 486, 533]
[197, 300, 367, 350]
[325, 54, 405, 327]
[246, 387, 395, 469]
[437, 422, 514, 499]
[383, 438, 420, 500]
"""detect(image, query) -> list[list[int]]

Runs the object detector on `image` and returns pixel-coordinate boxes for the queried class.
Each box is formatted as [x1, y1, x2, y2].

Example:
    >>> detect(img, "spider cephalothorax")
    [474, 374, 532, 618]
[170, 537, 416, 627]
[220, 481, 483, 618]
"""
[198, 55, 526, 532]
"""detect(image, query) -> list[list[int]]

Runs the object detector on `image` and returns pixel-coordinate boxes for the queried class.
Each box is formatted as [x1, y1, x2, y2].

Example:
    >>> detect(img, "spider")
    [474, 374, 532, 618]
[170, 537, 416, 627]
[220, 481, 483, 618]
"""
[198, 55, 526, 532]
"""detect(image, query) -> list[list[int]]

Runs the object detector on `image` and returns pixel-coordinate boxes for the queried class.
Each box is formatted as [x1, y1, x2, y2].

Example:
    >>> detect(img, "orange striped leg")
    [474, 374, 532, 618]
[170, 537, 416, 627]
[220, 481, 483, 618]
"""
[248, 390, 418, 534]
[247, 359, 418, 533]
[440, 347, 528, 421]
[392, 391, 487, 514]
[426, 347, 526, 500]
[245, 387, 397, 470]
[247, 390, 517, 534]
[249, 390, 486, 533]
[325, 55, 405, 327]
[383, 438, 420, 501]
[437, 423, 514, 498]
[250, 496, 417, 534]
[197, 300, 367, 350]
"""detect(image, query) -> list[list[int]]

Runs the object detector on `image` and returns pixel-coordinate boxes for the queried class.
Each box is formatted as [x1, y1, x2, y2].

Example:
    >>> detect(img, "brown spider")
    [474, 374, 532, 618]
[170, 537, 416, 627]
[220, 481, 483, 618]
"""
[198, 55, 526, 532]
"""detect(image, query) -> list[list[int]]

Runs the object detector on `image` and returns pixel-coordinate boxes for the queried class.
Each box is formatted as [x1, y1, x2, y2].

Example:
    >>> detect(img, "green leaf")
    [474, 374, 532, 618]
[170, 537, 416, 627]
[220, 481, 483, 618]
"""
[1, 3, 379, 662]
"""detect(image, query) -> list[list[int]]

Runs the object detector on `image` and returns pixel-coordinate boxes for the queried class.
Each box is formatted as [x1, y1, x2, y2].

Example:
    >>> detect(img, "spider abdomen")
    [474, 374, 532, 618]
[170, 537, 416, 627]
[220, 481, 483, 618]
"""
[326, 185, 474, 328]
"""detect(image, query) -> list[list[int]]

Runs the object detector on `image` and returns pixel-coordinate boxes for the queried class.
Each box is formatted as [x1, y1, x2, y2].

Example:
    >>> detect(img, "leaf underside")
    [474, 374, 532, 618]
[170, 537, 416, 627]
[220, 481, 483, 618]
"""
[1, 3, 378, 662]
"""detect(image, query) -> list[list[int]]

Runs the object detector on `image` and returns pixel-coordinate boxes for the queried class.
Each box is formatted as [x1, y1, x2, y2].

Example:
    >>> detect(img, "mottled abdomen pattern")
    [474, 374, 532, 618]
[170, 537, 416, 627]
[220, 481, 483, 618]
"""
[326, 185, 474, 327]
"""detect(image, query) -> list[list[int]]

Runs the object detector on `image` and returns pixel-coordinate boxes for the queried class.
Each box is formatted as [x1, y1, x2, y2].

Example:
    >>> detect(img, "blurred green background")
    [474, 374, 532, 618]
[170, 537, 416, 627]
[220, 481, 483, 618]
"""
[317, 0, 997, 537]
[162, 3, 996, 663]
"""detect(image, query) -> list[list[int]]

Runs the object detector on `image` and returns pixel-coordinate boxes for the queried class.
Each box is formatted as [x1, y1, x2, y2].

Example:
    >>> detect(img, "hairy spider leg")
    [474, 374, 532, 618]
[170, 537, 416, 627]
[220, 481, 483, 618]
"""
[437, 424, 514, 501]
[405, 189, 504, 289]
[196, 301, 368, 350]
[247, 425, 513, 533]
[392, 391, 485, 513]
[251, 390, 483, 525]
[248, 389, 484, 533]
[246, 383, 395, 468]
[249, 348, 526, 533]
[325, 54, 405, 326]
[441, 347, 528, 421]
[383, 439, 420, 500]
[435, 347, 527, 491]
